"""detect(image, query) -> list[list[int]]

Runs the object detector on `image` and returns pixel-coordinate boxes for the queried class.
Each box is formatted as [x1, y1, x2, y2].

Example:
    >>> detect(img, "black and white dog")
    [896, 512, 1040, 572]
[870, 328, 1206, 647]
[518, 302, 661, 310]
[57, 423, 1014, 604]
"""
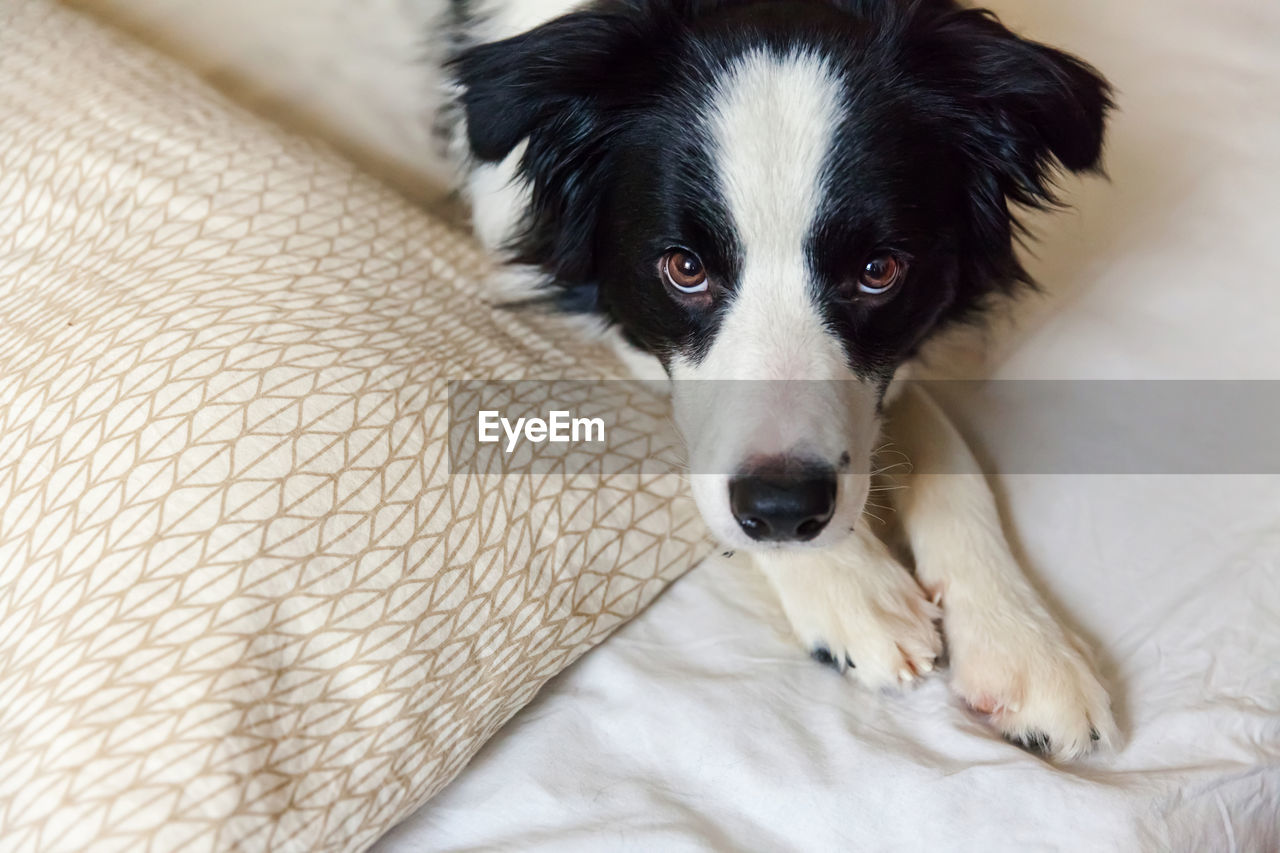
[440, 0, 1115, 760]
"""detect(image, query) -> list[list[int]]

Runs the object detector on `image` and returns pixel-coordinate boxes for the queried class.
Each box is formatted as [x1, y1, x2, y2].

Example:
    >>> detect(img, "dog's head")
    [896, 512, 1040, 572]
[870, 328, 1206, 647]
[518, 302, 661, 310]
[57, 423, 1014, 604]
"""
[453, 0, 1111, 549]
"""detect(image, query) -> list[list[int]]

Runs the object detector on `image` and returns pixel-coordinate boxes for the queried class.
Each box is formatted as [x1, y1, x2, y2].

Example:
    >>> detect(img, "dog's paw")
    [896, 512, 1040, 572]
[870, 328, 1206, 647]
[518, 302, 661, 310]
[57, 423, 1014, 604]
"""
[946, 603, 1117, 761]
[763, 548, 943, 693]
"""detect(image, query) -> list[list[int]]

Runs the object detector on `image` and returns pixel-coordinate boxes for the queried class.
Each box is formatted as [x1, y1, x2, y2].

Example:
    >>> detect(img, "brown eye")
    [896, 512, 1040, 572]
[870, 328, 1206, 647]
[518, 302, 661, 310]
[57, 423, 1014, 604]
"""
[859, 254, 906, 295]
[661, 249, 709, 295]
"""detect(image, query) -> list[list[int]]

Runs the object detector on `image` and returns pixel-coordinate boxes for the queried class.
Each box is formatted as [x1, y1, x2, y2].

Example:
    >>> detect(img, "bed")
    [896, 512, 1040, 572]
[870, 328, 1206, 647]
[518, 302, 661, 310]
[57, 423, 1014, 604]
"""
[57, 0, 1280, 849]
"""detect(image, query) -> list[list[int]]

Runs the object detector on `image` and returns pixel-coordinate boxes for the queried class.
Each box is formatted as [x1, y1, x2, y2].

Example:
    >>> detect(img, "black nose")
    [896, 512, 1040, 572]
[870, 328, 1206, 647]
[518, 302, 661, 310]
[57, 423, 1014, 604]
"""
[729, 461, 838, 543]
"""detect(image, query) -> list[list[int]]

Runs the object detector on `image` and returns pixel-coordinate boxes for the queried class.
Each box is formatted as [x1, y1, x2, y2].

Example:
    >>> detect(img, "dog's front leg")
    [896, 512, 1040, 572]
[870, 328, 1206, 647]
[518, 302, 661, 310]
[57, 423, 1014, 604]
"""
[887, 385, 1117, 760]
[755, 527, 942, 692]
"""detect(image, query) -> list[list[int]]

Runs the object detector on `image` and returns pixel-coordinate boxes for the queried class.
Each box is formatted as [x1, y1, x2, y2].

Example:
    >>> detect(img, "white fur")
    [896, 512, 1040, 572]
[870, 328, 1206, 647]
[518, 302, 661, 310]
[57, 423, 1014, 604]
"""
[886, 385, 1117, 760]
[466, 148, 530, 258]
[463, 0, 589, 43]
[756, 526, 943, 691]
[671, 51, 879, 548]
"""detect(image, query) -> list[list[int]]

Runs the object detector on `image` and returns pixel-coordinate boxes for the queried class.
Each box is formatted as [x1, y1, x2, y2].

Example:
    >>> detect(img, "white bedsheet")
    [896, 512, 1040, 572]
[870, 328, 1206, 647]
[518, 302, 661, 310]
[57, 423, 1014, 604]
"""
[381, 478, 1280, 851]
[377, 1, 1280, 849]
[78, 0, 1280, 849]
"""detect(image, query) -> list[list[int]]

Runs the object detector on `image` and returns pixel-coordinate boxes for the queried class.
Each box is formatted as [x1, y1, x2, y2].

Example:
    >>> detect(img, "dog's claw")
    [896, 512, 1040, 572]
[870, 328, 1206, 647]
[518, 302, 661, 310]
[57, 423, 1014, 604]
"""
[811, 646, 858, 675]
[811, 646, 839, 671]
[1012, 730, 1053, 755]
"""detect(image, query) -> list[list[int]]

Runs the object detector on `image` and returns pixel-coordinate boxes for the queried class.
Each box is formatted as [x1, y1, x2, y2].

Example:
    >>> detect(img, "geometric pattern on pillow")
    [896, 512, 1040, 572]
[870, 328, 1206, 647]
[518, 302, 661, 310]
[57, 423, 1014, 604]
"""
[0, 3, 708, 850]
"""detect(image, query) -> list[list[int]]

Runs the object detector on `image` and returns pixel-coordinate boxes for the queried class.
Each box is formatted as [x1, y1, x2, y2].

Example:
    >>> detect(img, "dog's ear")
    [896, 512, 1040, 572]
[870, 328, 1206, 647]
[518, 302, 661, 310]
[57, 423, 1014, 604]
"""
[449, 6, 669, 287]
[451, 8, 655, 163]
[906, 7, 1114, 207]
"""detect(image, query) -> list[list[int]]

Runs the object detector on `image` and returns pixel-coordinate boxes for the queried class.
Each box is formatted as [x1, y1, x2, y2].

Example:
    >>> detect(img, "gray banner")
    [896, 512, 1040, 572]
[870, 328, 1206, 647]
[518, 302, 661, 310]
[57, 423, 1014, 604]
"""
[448, 380, 1280, 475]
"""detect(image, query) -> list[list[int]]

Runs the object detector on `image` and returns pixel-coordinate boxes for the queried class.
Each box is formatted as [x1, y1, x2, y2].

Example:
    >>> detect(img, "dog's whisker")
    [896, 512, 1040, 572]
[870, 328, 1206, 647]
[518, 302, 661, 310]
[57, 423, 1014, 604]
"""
[874, 442, 911, 457]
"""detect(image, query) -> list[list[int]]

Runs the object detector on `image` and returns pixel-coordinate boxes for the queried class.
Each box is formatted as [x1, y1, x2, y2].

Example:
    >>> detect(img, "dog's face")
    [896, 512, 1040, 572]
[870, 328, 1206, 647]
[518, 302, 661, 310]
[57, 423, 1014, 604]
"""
[454, 0, 1110, 549]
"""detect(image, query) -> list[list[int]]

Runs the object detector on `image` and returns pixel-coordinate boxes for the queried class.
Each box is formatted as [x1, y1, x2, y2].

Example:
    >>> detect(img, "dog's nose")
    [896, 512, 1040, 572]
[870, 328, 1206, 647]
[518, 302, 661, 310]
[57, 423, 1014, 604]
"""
[729, 462, 837, 543]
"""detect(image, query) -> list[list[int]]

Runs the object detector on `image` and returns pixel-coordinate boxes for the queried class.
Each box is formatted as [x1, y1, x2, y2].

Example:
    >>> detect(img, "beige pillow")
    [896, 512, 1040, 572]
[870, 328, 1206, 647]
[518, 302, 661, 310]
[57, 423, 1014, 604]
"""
[0, 3, 707, 850]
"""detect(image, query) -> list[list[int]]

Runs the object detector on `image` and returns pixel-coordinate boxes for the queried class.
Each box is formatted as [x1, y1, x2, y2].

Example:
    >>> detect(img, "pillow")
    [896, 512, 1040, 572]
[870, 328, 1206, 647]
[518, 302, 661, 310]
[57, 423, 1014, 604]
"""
[0, 3, 707, 850]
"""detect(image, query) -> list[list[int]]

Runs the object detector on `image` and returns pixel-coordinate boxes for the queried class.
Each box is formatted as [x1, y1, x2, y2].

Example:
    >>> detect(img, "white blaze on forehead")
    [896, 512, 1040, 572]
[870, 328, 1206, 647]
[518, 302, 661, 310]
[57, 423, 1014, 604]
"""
[680, 49, 849, 384]
[711, 49, 843, 278]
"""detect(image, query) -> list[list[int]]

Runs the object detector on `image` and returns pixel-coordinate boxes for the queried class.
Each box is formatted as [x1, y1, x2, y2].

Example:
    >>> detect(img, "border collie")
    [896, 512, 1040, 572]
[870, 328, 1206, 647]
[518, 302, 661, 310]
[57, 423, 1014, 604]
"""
[439, 0, 1116, 761]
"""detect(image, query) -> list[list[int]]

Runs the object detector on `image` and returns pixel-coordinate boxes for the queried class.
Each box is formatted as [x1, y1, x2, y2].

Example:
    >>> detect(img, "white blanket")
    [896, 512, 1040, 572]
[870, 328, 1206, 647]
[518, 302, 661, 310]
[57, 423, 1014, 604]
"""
[77, 0, 1280, 848]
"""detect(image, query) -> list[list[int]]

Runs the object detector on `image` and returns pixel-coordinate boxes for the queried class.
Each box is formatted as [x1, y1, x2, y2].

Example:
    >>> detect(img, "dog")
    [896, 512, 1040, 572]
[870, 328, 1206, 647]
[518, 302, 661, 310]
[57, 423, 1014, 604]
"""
[437, 0, 1116, 761]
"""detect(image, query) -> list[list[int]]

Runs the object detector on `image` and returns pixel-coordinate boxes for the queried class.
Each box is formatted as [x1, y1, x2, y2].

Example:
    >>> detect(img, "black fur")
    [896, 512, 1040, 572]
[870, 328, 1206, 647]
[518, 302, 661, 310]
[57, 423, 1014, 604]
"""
[449, 0, 1112, 373]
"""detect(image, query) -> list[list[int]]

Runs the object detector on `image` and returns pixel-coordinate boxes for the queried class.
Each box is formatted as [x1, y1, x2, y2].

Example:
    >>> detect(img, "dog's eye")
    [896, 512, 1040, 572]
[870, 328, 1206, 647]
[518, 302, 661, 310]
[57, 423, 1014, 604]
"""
[858, 254, 907, 295]
[661, 250, 710, 295]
